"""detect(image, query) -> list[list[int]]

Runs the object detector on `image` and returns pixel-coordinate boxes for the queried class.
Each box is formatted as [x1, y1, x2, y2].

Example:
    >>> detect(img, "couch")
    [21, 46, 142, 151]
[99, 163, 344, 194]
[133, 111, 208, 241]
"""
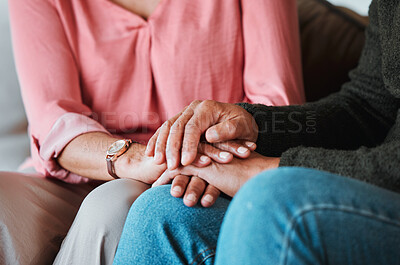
[0, 0, 369, 264]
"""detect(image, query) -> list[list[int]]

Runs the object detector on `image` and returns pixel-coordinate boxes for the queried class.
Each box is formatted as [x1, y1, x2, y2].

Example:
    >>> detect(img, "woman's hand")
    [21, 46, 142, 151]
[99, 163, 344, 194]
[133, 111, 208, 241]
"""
[166, 143, 258, 207]
[145, 100, 259, 170]
[117, 143, 220, 207]
[153, 152, 280, 197]
[116, 143, 168, 184]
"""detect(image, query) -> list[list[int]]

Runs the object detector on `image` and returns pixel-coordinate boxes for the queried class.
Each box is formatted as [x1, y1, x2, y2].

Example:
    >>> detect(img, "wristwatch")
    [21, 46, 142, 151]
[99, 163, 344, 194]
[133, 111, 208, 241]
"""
[106, 139, 133, 179]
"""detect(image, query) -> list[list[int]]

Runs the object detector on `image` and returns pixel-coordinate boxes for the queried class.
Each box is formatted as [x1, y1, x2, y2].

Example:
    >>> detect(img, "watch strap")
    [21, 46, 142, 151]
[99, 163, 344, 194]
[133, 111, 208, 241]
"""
[107, 157, 120, 179]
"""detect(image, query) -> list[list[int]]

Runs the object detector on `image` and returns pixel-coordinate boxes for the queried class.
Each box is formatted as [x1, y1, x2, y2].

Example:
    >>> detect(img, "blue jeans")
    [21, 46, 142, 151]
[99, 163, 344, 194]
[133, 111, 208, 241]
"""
[114, 168, 400, 265]
[113, 184, 230, 265]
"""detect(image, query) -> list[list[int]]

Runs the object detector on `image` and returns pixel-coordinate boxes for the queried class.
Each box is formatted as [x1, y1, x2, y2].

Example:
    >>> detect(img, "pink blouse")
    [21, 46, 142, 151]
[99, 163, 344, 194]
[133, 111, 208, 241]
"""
[9, 0, 304, 183]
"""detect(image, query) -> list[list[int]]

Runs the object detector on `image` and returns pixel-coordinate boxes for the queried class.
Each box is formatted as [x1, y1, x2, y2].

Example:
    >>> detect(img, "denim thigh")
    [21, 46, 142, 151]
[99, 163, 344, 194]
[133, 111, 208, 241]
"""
[216, 167, 400, 265]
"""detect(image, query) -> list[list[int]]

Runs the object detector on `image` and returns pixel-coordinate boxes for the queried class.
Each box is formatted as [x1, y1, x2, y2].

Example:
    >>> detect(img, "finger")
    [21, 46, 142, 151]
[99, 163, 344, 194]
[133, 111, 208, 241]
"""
[190, 153, 212, 168]
[205, 119, 241, 143]
[201, 185, 221, 208]
[245, 141, 257, 151]
[166, 108, 195, 170]
[152, 164, 200, 188]
[181, 101, 220, 166]
[198, 143, 233, 164]
[153, 109, 187, 163]
[211, 141, 257, 159]
[170, 175, 190, 198]
[205, 107, 258, 143]
[145, 127, 161, 157]
[153, 121, 171, 164]
[152, 170, 178, 187]
[183, 176, 207, 207]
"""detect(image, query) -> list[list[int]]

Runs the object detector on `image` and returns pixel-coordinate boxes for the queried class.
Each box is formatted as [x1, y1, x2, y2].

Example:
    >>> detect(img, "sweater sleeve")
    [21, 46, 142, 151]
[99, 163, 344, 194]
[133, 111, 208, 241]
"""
[240, 0, 305, 106]
[238, 0, 400, 191]
[9, 0, 110, 183]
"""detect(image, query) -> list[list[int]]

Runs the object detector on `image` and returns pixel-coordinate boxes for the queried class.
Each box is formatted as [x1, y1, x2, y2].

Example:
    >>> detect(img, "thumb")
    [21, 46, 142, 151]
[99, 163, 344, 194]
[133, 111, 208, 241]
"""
[205, 119, 243, 143]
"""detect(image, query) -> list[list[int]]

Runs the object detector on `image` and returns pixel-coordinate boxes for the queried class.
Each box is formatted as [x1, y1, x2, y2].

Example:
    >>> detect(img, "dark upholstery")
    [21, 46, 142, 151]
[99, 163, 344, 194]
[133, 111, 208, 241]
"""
[298, 0, 369, 101]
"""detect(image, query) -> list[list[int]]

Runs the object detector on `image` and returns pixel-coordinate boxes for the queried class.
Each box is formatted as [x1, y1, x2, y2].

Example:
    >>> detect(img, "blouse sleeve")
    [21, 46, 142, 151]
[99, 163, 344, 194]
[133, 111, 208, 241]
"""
[240, 0, 305, 106]
[9, 0, 110, 183]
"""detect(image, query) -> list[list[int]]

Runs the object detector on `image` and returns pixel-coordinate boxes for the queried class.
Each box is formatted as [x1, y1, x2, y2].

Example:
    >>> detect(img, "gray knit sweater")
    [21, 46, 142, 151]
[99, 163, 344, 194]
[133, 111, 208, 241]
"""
[239, 0, 400, 192]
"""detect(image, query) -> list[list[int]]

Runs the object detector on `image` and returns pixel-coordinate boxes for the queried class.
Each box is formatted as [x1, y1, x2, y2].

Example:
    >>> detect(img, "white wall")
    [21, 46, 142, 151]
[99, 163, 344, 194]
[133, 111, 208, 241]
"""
[0, 0, 23, 130]
[328, 0, 372, 16]
[0, 0, 30, 171]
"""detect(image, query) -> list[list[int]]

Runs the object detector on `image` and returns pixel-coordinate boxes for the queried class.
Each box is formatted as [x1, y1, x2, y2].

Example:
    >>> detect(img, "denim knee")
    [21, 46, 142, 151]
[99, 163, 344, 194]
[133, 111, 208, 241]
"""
[116, 185, 230, 265]
[125, 185, 225, 233]
[127, 185, 188, 227]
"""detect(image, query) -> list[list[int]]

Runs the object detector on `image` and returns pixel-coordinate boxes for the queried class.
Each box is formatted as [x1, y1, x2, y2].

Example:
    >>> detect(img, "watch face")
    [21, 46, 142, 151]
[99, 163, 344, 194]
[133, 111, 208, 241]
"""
[107, 140, 126, 156]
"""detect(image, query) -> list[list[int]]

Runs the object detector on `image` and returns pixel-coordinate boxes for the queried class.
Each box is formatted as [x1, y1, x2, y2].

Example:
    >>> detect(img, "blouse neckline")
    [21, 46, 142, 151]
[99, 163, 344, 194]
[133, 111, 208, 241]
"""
[101, 0, 167, 25]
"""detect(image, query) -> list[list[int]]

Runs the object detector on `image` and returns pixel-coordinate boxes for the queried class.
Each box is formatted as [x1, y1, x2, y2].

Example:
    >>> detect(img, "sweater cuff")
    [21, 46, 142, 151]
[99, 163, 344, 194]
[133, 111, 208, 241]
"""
[236, 102, 264, 117]
[279, 146, 304, 167]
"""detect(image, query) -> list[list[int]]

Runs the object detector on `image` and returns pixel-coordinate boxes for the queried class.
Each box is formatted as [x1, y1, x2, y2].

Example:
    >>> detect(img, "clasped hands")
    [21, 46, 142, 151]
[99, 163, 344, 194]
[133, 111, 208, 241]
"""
[139, 100, 280, 207]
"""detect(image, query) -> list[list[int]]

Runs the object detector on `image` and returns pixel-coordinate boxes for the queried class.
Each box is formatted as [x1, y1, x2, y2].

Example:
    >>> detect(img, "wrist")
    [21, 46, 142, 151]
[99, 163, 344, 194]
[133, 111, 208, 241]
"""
[249, 115, 259, 143]
[114, 143, 144, 179]
[115, 143, 168, 183]
[271, 157, 281, 168]
[256, 156, 280, 175]
[235, 103, 259, 142]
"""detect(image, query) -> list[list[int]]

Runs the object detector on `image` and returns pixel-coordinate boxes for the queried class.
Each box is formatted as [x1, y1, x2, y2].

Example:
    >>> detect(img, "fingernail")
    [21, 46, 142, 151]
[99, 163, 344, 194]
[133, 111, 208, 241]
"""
[181, 152, 190, 165]
[200, 155, 209, 163]
[245, 141, 256, 149]
[208, 129, 219, 141]
[167, 158, 174, 169]
[186, 194, 196, 202]
[237, 146, 248, 154]
[219, 151, 230, 159]
[202, 194, 213, 203]
[172, 186, 182, 194]
[154, 152, 160, 162]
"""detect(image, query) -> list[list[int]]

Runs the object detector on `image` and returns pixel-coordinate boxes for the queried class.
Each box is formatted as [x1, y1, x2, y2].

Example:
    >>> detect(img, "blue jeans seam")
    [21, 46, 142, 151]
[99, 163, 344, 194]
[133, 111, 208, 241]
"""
[279, 204, 400, 265]
[190, 247, 216, 265]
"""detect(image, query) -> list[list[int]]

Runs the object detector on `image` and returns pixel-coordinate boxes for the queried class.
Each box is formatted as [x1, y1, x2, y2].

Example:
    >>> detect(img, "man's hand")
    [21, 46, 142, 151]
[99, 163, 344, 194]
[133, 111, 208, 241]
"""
[153, 152, 280, 197]
[145, 100, 259, 170]
[117, 143, 220, 207]
[169, 175, 221, 208]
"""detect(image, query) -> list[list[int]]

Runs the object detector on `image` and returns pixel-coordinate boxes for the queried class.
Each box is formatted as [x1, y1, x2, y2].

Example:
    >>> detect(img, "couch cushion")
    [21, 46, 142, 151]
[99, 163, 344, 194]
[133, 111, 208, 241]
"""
[298, 0, 369, 101]
[0, 0, 29, 171]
